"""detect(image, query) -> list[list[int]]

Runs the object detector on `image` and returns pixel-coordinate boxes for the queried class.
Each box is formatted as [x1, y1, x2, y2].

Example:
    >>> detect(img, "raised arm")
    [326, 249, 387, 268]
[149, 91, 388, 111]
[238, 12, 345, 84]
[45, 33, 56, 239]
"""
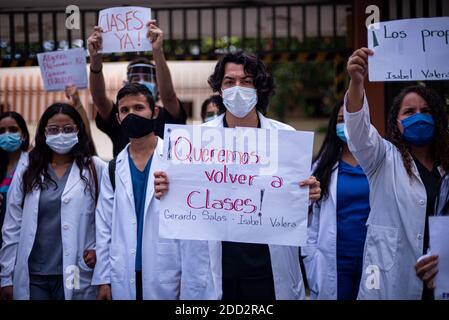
[344, 47, 388, 176]
[346, 47, 373, 113]
[146, 20, 182, 119]
[87, 26, 114, 121]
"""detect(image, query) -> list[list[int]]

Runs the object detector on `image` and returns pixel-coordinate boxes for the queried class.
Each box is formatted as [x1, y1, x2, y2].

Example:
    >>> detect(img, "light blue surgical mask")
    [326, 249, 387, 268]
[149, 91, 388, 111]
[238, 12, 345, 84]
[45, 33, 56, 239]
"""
[0, 132, 22, 152]
[139, 81, 158, 100]
[222, 86, 258, 118]
[46, 132, 78, 154]
[400, 113, 435, 146]
[336, 123, 347, 143]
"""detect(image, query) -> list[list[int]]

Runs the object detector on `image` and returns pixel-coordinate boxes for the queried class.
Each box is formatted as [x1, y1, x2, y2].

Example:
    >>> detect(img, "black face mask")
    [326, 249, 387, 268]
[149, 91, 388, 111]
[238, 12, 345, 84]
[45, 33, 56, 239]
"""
[121, 113, 156, 139]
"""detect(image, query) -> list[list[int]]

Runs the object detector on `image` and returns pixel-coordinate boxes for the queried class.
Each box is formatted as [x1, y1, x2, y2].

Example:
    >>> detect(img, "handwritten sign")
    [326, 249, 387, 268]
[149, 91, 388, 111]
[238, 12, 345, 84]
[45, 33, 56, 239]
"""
[159, 125, 314, 246]
[37, 48, 87, 91]
[368, 17, 449, 82]
[429, 216, 449, 300]
[98, 6, 151, 53]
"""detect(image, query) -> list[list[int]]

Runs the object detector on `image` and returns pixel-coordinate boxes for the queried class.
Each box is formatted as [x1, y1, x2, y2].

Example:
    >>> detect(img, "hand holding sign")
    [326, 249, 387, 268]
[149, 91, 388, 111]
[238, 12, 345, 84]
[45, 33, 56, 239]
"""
[347, 47, 374, 85]
[98, 6, 152, 53]
[146, 20, 163, 51]
[87, 26, 103, 58]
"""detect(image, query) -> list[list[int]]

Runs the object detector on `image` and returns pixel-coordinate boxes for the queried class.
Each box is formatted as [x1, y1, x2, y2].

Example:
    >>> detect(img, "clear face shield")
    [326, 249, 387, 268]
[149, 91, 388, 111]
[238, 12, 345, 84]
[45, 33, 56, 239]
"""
[126, 63, 158, 99]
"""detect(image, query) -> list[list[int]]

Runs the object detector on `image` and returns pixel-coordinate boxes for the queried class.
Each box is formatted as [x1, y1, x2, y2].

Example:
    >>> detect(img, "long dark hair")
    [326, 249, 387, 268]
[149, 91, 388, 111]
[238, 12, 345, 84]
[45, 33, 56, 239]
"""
[208, 51, 274, 115]
[312, 102, 344, 203]
[22, 103, 95, 198]
[0, 111, 30, 182]
[386, 85, 449, 178]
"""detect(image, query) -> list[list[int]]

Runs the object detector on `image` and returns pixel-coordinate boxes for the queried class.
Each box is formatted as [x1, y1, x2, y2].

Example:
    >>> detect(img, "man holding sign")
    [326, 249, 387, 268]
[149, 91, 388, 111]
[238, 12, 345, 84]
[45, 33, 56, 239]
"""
[155, 51, 321, 300]
[88, 12, 186, 157]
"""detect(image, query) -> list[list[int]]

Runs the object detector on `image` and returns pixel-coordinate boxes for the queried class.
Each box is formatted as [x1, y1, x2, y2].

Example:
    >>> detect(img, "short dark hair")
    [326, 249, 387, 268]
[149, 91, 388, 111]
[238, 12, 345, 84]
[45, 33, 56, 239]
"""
[201, 95, 225, 121]
[116, 83, 156, 111]
[208, 51, 274, 115]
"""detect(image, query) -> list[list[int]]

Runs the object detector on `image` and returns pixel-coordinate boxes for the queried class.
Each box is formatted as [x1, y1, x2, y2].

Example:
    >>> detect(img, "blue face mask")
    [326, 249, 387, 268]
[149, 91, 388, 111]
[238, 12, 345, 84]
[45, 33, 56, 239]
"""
[0, 132, 22, 152]
[139, 81, 158, 100]
[336, 123, 347, 143]
[400, 113, 435, 146]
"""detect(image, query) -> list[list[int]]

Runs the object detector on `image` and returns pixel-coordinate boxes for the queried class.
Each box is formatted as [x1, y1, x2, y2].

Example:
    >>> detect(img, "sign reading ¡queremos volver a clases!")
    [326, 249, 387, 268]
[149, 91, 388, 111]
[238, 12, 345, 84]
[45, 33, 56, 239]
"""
[158, 124, 314, 247]
[37, 48, 87, 91]
[368, 17, 449, 82]
[98, 6, 152, 53]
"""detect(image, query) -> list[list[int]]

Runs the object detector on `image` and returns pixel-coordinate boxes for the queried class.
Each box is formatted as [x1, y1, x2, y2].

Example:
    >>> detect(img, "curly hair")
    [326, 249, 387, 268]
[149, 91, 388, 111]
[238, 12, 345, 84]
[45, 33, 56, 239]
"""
[208, 51, 274, 115]
[386, 85, 449, 178]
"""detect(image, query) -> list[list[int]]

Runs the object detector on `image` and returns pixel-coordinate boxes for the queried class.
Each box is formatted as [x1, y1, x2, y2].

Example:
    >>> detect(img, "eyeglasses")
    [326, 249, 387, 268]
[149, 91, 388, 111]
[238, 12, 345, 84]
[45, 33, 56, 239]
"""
[45, 124, 78, 136]
[0, 126, 20, 134]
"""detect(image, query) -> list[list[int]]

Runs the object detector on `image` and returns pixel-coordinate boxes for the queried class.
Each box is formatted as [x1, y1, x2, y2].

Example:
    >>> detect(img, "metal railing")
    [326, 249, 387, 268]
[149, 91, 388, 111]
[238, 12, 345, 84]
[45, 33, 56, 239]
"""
[0, 1, 352, 66]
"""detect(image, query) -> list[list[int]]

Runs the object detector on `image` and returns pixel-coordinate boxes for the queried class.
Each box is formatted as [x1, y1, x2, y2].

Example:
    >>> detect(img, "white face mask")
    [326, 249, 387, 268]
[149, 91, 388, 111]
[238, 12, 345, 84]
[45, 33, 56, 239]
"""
[222, 86, 258, 118]
[46, 132, 78, 154]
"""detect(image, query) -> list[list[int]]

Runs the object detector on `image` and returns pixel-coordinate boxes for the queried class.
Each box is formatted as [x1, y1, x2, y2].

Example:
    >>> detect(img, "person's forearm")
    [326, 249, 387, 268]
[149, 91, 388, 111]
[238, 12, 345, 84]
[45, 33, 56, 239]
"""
[89, 56, 113, 119]
[152, 48, 180, 118]
[74, 100, 92, 137]
[346, 80, 365, 113]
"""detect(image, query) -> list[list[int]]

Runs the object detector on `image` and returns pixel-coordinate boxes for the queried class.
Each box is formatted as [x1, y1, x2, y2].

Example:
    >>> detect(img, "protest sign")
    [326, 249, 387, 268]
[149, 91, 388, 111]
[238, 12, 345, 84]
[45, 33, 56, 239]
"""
[159, 124, 314, 246]
[37, 48, 87, 91]
[98, 6, 152, 53]
[368, 17, 449, 81]
[429, 216, 449, 300]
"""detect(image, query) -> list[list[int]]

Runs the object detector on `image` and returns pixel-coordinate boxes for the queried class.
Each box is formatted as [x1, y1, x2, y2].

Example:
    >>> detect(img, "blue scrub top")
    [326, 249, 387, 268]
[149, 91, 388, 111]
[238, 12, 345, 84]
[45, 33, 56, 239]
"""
[336, 160, 370, 257]
[129, 152, 153, 272]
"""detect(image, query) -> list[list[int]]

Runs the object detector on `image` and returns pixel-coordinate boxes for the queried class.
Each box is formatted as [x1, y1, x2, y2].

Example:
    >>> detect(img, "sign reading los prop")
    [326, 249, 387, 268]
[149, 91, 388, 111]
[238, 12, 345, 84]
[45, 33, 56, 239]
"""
[368, 17, 449, 81]
[159, 124, 314, 246]
[98, 6, 152, 53]
[37, 48, 87, 91]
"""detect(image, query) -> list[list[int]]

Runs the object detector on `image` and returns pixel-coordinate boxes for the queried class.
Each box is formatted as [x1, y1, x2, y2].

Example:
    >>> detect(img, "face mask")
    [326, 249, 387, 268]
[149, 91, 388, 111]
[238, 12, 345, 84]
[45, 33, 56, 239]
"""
[121, 113, 156, 139]
[46, 132, 79, 154]
[222, 86, 258, 118]
[0, 132, 22, 152]
[139, 81, 158, 100]
[400, 113, 435, 146]
[336, 123, 348, 144]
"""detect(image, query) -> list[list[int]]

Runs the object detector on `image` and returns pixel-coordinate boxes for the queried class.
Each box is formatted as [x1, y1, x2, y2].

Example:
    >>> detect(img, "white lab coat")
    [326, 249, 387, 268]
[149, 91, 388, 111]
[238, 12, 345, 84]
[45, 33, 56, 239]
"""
[92, 137, 185, 300]
[183, 112, 306, 300]
[0, 154, 105, 300]
[303, 164, 339, 300]
[344, 93, 445, 299]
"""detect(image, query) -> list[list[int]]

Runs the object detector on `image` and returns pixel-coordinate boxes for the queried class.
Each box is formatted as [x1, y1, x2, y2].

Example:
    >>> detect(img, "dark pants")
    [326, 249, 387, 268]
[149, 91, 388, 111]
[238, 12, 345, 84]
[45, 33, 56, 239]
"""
[337, 255, 363, 300]
[29, 274, 65, 300]
[136, 271, 143, 301]
[222, 275, 276, 300]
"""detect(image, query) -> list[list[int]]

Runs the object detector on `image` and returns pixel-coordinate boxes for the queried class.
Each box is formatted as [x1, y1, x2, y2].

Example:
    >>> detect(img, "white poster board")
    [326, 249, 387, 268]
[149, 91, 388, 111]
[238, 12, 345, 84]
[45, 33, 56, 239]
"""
[429, 216, 449, 300]
[37, 48, 87, 91]
[98, 6, 152, 53]
[368, 17, 449, 81]
[159, 124, 314, 247]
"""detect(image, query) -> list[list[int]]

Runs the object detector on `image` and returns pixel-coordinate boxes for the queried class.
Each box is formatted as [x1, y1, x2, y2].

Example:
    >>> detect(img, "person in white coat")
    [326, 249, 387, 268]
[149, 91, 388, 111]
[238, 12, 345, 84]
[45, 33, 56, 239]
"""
[303, 102, 370, 300]
[93, 83, 183, 300]
[0, 103, 105, 300]
[345, 48, 449, 299]
[155, 51, 321, 300]
[0, 111, 30, 255]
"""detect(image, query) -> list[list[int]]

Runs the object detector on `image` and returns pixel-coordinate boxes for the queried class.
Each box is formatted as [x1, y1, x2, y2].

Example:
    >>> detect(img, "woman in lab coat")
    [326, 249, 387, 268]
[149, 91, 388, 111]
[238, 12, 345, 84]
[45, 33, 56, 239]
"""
[0, 103, 105, 300]
[344, 48, 449, 299]
[0, 112, 30, 252]
[304, 102, 370, 300]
